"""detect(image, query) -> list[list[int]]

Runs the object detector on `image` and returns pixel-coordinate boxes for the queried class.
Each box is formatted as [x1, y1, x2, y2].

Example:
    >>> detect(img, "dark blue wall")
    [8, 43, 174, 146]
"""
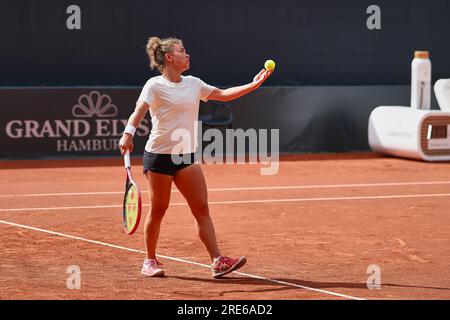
[1, 0, 450, 86]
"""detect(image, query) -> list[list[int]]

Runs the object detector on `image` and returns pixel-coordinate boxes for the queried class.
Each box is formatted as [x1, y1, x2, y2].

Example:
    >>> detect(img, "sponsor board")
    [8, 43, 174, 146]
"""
[0, 88, 148, 158]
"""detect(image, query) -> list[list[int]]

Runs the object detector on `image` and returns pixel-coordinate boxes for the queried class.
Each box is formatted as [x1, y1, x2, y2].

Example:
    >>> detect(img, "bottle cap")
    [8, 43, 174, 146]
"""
[414, 51, 429, 59]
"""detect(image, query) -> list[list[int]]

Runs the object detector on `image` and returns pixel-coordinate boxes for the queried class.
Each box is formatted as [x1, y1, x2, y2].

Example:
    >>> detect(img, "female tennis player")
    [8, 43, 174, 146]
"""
[119, 36, 272, 278]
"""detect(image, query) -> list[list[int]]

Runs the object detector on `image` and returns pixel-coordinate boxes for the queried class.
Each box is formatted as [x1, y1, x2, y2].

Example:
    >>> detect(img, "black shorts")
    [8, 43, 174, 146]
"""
[143, 151, 197, 176]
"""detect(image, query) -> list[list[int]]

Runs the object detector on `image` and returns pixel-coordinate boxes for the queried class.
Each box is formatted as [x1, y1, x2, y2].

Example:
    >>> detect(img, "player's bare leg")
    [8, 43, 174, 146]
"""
[173, 164, 220, 260]
[144, 171, 173, 259]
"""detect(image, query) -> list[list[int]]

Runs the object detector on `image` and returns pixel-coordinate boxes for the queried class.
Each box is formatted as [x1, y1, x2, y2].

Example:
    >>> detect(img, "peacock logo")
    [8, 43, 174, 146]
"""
[72, 91, 118, 118]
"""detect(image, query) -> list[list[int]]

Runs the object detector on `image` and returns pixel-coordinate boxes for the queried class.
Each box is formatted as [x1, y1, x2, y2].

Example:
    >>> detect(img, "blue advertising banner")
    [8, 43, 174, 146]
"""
[2, 85, 436, 160]
[0, 88, 147, 158]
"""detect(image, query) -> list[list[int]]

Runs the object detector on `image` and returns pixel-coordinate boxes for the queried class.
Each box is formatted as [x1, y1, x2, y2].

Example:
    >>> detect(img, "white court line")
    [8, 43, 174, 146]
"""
[0, 219, 365, 300]
[1, 180, 450, 198]
[2, 192, 450, 212]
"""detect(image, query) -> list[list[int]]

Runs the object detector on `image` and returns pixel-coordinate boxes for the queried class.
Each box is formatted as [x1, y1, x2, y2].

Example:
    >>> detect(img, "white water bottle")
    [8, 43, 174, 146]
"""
[411, 51, 432, 110]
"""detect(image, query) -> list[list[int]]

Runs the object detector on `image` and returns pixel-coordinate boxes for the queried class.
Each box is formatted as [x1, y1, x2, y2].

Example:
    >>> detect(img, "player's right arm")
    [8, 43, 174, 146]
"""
[119, 101, 149, 155]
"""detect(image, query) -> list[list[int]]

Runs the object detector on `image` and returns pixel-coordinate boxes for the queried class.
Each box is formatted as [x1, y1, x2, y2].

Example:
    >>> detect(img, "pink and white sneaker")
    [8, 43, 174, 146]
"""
[141, 258, 164, 277]
[211, 255, 247, 278]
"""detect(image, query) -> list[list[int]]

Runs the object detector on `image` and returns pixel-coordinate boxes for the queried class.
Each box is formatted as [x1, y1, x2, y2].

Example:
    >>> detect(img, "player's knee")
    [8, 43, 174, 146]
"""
[192, 202, 210, 219]
[150, 205, 168, 219]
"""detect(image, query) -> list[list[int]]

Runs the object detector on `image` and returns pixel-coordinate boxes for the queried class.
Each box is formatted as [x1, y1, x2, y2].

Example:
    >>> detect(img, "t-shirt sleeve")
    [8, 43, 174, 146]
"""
[137, 79, 154, 106]
[198, 78, 217, 102]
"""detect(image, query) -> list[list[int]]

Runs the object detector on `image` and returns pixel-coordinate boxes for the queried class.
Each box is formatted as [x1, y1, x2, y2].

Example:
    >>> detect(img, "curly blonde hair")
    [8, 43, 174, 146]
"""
[146, 36, 182, 73]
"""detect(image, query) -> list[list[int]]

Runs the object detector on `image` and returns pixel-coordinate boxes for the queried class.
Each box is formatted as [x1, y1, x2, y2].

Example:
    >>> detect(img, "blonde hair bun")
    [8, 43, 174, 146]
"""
[146, 36, 181, 73]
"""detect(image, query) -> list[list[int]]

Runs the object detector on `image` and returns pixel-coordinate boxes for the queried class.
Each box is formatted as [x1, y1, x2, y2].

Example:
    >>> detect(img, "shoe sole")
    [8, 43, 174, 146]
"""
[212, 257, 247, 278]
[141, 270, 165, 277]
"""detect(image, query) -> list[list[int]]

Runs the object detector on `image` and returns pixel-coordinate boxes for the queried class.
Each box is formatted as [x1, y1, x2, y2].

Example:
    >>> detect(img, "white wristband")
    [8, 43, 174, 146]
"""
[124, 125, 136, 137]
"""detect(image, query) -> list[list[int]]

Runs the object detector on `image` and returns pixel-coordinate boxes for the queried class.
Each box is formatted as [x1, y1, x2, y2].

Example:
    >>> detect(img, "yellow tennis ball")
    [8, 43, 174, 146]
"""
[264, 59, 276, 71]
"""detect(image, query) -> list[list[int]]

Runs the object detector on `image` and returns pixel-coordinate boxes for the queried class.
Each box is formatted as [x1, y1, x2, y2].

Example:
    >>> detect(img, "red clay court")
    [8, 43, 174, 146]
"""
[1, 153, 449, 300]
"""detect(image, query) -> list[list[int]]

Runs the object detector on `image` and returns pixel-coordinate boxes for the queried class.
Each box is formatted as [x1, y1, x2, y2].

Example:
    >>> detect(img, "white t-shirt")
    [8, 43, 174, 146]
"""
[137, 75, 217, 154]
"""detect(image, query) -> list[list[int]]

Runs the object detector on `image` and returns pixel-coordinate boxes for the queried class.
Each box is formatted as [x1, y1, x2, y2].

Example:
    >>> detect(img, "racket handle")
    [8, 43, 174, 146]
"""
[124, 151, 131, 168]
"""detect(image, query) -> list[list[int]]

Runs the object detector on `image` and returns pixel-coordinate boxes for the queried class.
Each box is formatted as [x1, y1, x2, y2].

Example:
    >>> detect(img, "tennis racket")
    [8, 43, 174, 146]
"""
[122, 151, 142, 235]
